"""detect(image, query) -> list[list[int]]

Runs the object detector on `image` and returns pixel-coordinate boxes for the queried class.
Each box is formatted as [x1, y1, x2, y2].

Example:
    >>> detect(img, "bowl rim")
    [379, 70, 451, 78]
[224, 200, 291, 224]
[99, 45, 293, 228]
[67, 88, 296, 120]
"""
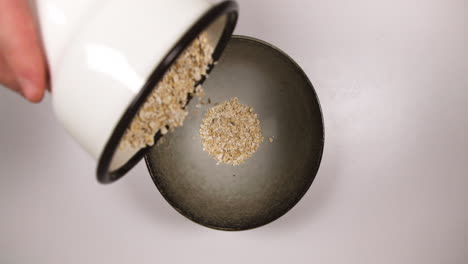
[145, 35, 325, 231]
[96, 1, 239, 184]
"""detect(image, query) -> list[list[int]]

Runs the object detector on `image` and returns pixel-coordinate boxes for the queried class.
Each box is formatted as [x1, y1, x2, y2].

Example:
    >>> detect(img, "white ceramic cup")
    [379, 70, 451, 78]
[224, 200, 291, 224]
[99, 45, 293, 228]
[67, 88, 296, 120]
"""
[36, 0, 238, 183]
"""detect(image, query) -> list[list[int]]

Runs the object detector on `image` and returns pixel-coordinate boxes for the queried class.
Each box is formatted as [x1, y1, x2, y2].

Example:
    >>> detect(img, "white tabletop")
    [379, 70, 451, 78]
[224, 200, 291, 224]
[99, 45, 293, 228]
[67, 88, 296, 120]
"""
[1, 0, 467, 263]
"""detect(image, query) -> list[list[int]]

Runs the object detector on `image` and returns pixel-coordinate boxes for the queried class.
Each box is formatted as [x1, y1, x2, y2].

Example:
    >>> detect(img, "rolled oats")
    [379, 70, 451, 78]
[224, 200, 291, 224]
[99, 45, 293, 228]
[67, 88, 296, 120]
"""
[199, 97, 264, 166]
[119, 33, 214, 151]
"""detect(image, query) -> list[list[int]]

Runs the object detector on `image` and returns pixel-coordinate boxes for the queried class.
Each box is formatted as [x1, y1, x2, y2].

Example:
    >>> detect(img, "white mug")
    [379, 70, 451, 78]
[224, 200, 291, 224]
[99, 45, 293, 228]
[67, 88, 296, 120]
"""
[36, 0, 238, 183]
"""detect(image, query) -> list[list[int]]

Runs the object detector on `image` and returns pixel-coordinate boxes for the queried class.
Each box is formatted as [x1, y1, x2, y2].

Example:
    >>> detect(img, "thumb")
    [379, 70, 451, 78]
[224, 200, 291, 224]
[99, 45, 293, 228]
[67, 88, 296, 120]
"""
[0, 0, 48, 103]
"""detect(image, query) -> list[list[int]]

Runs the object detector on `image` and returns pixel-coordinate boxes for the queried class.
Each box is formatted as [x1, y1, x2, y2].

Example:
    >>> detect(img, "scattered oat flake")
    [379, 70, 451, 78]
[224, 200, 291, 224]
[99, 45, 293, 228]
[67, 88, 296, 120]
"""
[156, 137, 166, 146]
[200, 97, 264, 166]
[269, 137, 274, 143]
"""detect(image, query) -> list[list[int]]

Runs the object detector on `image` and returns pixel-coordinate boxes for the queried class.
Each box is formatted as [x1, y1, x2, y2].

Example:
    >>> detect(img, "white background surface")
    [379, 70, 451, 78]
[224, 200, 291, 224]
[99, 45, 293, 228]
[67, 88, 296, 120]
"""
[1, 0, 467, 263]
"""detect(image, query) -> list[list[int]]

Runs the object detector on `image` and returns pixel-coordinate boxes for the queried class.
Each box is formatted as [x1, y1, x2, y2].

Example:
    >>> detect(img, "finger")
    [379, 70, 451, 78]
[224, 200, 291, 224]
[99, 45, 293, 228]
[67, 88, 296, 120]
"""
[0, 53, 17, 90]
[0, 0, 48, 103]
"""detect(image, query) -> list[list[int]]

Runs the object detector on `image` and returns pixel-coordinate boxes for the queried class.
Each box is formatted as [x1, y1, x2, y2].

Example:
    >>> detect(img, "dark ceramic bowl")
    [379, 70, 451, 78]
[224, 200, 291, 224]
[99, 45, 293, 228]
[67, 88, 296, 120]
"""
[145, 35, 324, 230]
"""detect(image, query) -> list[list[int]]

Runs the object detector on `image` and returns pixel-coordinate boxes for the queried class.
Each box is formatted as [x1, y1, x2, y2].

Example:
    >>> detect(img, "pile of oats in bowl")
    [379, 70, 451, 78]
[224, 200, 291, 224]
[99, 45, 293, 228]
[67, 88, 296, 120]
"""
[119, 34, 214, 150]
[200, 97, 264, 165]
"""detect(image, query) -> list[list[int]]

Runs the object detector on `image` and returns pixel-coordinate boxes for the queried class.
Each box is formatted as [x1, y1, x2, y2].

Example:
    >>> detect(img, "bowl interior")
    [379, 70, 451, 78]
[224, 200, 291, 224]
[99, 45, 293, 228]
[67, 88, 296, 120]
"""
[145, 36, 324, 230]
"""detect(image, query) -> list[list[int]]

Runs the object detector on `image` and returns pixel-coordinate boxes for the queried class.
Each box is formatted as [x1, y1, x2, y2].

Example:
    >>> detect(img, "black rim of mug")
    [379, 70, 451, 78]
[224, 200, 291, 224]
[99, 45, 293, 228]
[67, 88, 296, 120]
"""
[96, 1, 239, 183]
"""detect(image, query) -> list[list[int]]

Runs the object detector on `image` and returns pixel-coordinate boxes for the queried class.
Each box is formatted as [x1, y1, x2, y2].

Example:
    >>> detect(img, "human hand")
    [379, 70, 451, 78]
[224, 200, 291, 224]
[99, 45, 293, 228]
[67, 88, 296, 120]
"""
[0, 0, 48, 103]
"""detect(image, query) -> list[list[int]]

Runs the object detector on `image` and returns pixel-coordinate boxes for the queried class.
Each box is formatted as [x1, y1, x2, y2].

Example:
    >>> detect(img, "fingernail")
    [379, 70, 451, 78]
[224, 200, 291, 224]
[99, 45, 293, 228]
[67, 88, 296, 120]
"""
[18, 78, 37, 101]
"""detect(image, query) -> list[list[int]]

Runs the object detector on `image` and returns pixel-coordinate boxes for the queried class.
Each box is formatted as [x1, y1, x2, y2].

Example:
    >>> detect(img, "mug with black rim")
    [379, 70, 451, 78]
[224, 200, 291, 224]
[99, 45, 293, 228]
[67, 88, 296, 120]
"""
[37, 0, 238, 183]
